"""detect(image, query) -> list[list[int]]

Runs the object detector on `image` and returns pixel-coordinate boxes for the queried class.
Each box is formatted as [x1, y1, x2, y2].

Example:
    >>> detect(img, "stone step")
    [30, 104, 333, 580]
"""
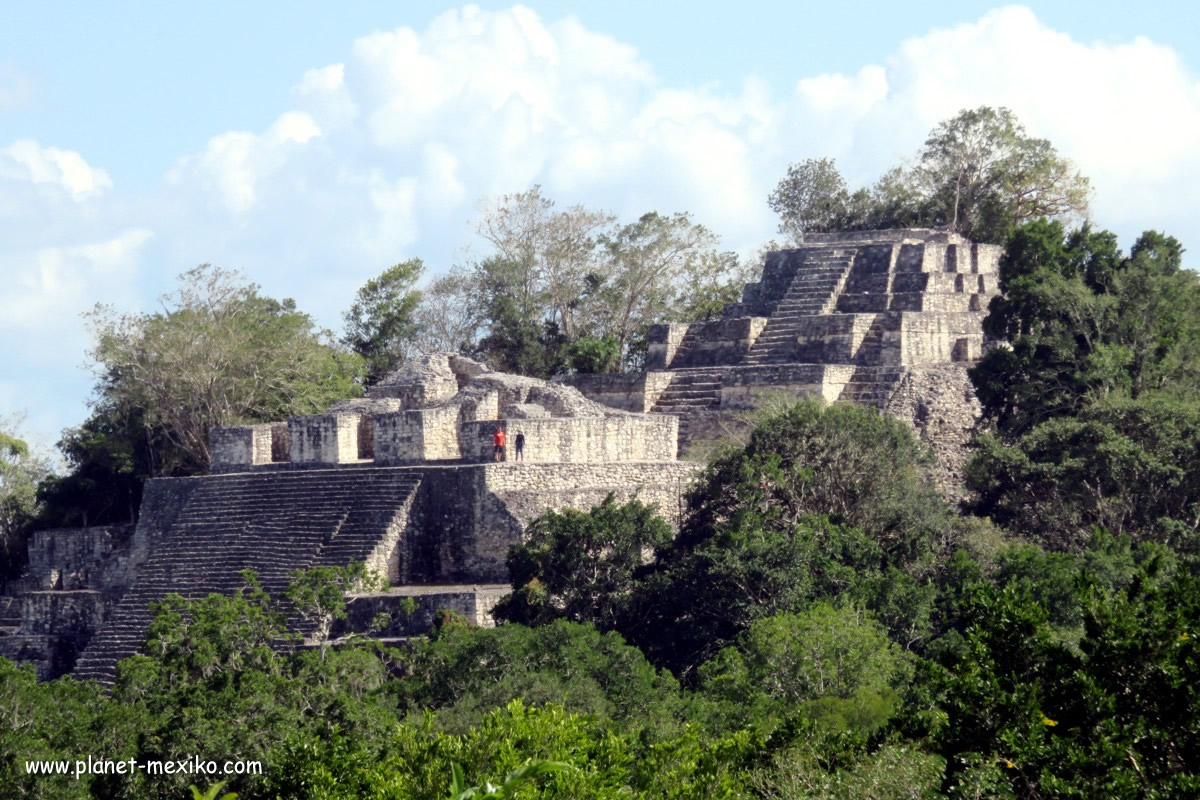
[72, 471, 423, 685]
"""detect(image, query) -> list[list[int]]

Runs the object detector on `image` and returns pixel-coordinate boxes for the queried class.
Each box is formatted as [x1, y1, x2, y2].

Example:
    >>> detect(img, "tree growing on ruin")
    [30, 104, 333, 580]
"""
[475, 185, 615, 341]
[770, 106, 1091, 243]
[85, 265, 363, 475]
[342, 258, 424, 386]
[916, 106, 1091, 241]
[767, 157, 851, 241]
[427, 189, 742, 375]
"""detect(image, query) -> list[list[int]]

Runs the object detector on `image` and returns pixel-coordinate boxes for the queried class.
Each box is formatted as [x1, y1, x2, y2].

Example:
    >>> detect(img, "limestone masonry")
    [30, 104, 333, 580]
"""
[1, 355, 695, 683]
[0, 229, 1000, 682]
[560, 228, 1001, 488]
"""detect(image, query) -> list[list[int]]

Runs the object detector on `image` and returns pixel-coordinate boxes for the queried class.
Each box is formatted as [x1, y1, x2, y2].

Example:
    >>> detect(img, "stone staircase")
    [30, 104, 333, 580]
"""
[742, 248, 857, 366]
[649, 369, 725, 446]
[72, 468, 421, 686]
[837, 366, 909, 409]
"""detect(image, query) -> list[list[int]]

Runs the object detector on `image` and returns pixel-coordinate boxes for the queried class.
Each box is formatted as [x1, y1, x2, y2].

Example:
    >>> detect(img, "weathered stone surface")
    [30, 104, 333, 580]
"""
[26, 525, 134, 592]
[8, 228, 1001, 683]
[2, 356, 698, 684]
[562, 229, 1003, 492]
[288, 412, 364, 465]
[330, 585, 510, 638]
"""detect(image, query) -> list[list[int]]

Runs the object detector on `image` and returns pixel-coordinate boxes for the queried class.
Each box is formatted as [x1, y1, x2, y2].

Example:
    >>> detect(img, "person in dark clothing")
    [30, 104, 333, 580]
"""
[514, 430, 525, 461]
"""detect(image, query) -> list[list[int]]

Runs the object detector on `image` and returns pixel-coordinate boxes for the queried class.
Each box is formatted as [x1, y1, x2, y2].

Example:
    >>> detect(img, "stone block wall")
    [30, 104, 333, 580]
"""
[883, 364, 983, 497]
[803, 229, 970, 245]
[26, 525, 134, 591]
[667, 317, 768, 368]
[288, 412, 362, 464]
[394, 461, 700, 583]
[460, 390, 499, 421]
[331, 586, 509, 638]
[128, 476, 207, 570]
[459, 415, 677, 464]
[717, 364, 857, 408]
[724, 249, 805, 318]
[370, 372, 459, 406]
[0, 590, 109, 678]
[791, 314, 884, 364]
[211, 424, 274, 470]
[466, 462, 700, 581]
[646, 323, 691, 370]
[555, 372, 673, 413]
[898, 312, 987, 365]
[374, 405, 462, 464]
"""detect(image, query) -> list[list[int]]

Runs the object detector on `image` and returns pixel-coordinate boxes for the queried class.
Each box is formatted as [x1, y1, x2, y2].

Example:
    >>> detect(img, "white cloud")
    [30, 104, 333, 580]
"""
[0, 140, 112, 201]
[164, 111, 323, 214]
[851, 6, 1200, 227]
[3, 4, 1200, 447]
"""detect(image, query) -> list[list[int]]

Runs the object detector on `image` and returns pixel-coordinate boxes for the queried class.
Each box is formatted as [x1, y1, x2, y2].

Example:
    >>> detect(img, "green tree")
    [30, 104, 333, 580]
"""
[85, 265, 363, 475]
[457, 189, 739, 374]
[628, 399, 951, 675]
[342, 259, 424, 385]
[494, 495, 673, 631]
[476, 186, 615, 342]
[0, 659, 111, 800]
[770, 107, 1090, 244]
[0, 422, 49, 580]
[596, 211, 722, 363]
[697, 605, 913, 735]
[285, 562, 380, 656]
[968, 220, 1200, 548]
[671, 249, 749, 324]
[566, 336, 622, 374]
[390, 620, 685, 735]
[915, 106, 1090, 242]
[754, 743, 945, 800]
[768, 158, 850, 241]
[967, 397, 1200, 550]
[919, 563, 1200, 799]
[471, 256, 571, 378]
[34, 401, 148, 528]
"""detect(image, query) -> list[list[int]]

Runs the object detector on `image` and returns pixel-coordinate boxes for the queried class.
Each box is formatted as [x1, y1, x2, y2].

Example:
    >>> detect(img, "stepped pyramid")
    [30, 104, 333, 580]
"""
[564, 229, 1003, 491]
[71, 469, 421, 685]
[3, 355, 698, 683]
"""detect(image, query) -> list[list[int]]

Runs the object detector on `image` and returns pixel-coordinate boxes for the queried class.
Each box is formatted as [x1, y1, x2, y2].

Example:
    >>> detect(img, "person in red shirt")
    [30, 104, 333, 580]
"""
[493, 428, 506, 462]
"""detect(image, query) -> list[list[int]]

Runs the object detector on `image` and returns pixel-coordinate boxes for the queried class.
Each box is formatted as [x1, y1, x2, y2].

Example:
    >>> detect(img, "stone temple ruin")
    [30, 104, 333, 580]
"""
[562, 228, 1002, 488]
[0, 355, 696, 682]
[0, 228, 1002, 682]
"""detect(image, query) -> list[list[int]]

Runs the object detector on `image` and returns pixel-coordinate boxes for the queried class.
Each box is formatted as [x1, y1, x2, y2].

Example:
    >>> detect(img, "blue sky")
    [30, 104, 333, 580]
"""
[2, 2, 1198, 452]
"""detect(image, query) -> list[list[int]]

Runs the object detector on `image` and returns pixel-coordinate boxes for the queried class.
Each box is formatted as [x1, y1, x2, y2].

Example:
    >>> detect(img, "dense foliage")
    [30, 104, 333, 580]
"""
[0, 423, 49, 581]
[7, 391, 1200, 798]
[410, 187, 750, 376]
[967, 220, 1200, 550]
[4, 129, 1199, 796]
[342, 259, 424, 386]
[770, 107, 1090, 243]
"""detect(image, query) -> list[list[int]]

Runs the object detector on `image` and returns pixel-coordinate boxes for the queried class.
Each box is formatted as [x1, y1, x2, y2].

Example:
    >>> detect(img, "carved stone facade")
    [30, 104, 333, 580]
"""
[560, 228, 1002, 491]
